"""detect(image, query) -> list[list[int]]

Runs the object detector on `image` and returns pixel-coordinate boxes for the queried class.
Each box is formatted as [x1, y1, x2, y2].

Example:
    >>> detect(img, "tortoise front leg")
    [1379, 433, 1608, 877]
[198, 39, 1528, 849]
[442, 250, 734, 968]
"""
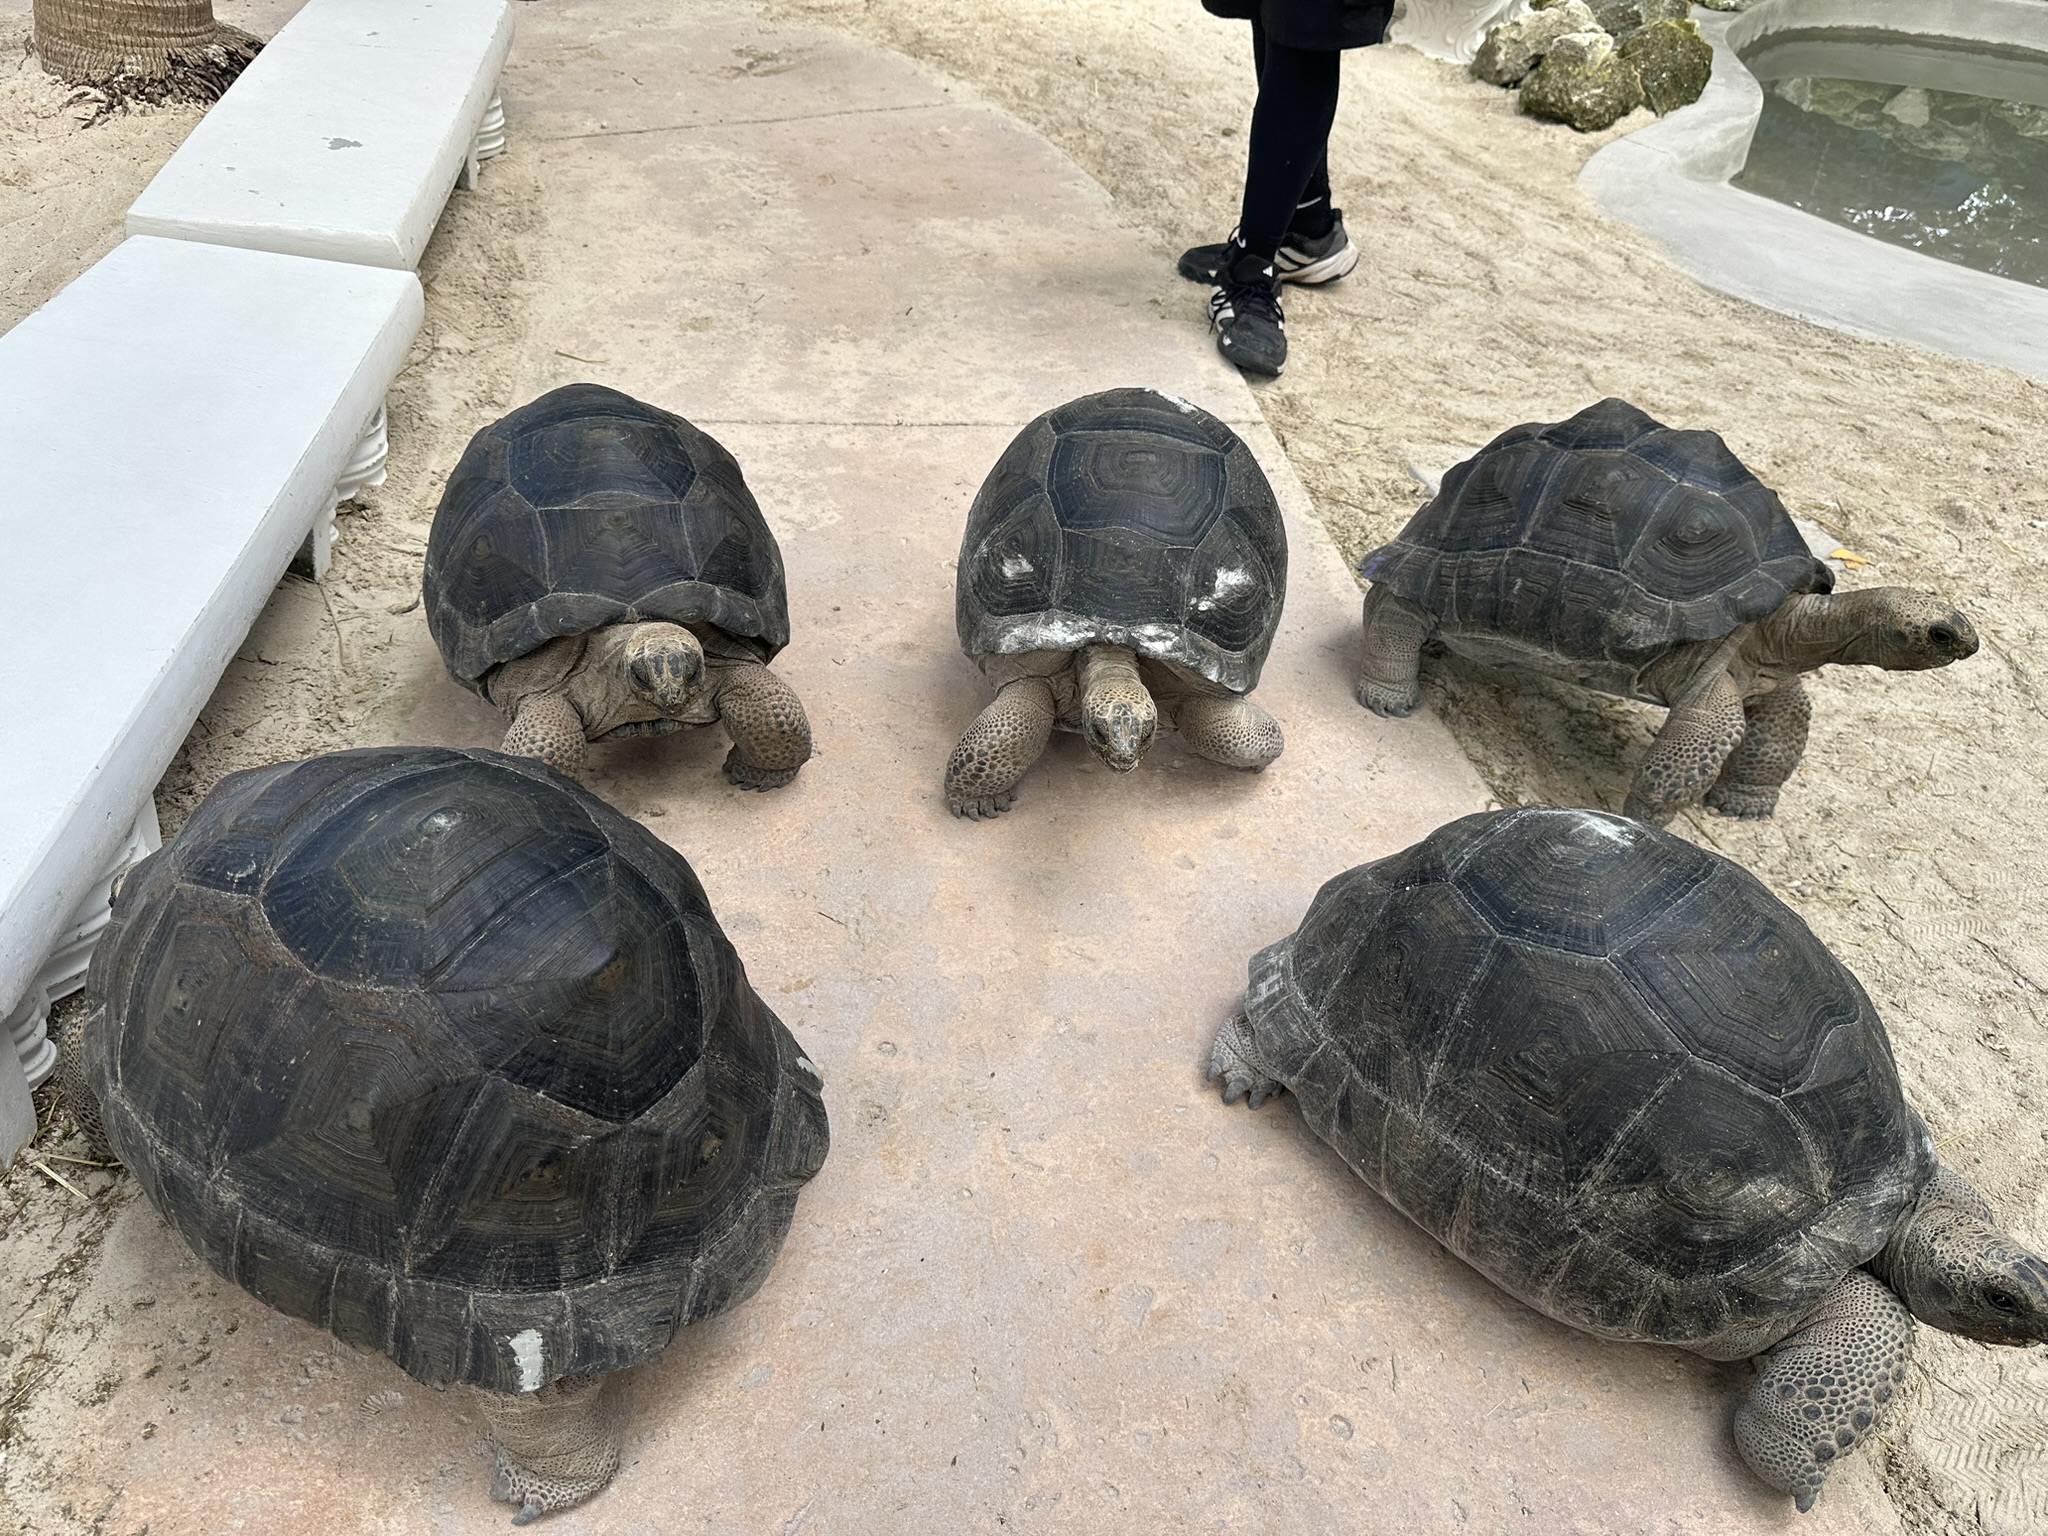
[1622, 670, 1746, 826]
[945, 677, 1056, 820]
[1357, 585, 1432, 718]
[502, 691, 587, 777]
[713, 662, 813, 790]
[479, 1374, 630, 1525]
[1734, 1270, 1914, 1512]
[1704, 675, 1811, 820]
[1171, 694, 1284, 770]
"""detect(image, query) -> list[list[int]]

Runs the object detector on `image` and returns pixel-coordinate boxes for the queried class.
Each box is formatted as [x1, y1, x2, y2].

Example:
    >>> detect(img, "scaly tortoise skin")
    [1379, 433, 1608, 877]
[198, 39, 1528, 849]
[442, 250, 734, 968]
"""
[425, 384, 813, 790]
[1210, 807, 2048, 1512]
[1356, 399, 1977, 823]
[946, 387, 1289, 817]
[74, 746, 829, 1523]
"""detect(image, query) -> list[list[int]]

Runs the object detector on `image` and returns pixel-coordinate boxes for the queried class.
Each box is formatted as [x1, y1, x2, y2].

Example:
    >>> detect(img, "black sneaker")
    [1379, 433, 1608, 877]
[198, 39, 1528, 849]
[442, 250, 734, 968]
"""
[1209, 249, 1286, 378]
[1178, 212, 1360, 286]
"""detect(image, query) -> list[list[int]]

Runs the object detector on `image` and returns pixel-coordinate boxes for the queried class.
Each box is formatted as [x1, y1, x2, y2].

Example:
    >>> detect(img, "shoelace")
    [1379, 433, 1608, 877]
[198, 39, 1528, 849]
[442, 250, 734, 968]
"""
[1215, 271, 1283, 326]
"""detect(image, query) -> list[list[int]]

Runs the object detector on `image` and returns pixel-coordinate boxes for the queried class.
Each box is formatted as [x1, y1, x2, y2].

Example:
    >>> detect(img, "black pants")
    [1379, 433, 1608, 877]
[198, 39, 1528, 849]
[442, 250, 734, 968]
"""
[1240, 17, 1342, 257]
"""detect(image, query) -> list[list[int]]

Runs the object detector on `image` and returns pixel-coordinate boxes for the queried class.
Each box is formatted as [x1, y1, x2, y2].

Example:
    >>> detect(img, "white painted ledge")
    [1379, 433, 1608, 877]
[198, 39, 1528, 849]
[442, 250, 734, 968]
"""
[0, 238, 422, 1159]
[1582, 2, 2048, 382]
[127, 0, 515, 270]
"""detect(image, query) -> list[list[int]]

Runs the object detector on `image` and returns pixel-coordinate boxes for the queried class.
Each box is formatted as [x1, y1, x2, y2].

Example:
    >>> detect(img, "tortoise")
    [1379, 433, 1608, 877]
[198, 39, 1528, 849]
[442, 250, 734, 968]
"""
[1208, 806, 2048, 1510]
[1355, 398, 1978, 824]
[424, 383, 813, 789]
[65, 746, 830, 1523]
[946, 388, 1288, 818]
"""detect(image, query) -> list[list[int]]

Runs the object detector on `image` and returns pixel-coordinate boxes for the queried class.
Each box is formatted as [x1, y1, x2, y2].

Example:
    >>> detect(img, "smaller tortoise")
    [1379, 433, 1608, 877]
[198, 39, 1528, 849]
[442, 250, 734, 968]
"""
[947, 388, 1288, 818]
[1209, 807, 2048, 1511]
[425, 383, 813, 789]
[67, 747, 829, 1523]
[1356, 398, 1978, 824]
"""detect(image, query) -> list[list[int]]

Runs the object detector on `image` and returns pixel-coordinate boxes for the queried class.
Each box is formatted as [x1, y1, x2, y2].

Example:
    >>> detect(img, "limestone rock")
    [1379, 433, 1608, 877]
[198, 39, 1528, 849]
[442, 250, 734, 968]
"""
[1471, 0, 1601, 87]
[1618, 18, 1712, 115]
[1519, 30, 1646, 132]
[1694, 0, 1758, 10]
[1570, 0, 1687, 41]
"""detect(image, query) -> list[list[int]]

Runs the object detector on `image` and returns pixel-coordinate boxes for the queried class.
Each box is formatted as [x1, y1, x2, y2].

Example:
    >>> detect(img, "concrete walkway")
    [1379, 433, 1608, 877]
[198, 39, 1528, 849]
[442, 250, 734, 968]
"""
[46, 4, 1903, 1531]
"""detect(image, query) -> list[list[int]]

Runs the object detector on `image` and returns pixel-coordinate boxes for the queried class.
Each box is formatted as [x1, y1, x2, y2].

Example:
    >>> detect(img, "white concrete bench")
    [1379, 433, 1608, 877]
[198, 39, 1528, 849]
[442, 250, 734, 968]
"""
[0, 237, 422, 1160]
[127, 0, 515, 271]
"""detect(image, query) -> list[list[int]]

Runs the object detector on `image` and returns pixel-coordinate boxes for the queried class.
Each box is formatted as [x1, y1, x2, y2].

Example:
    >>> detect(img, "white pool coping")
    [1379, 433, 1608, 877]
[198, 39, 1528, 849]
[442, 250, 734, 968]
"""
[0, 239, 422, 1158]
[1582, 0, 2048, 382]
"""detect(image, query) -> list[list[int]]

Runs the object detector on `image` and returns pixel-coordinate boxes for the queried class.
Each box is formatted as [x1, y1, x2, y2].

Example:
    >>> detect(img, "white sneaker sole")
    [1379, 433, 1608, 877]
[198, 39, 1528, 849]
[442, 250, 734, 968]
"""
[1276, 238, 1360, 286]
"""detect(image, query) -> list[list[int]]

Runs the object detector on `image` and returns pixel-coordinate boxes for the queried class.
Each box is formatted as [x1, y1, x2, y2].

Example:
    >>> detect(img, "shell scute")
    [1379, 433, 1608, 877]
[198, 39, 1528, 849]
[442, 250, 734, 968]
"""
[424, 385, 792, 690]
[1243, 807, 1930, 1352]
[1360, 399, 1833, 677]
[85, 747, 828, 1393]
[957, 388, 1286, 693]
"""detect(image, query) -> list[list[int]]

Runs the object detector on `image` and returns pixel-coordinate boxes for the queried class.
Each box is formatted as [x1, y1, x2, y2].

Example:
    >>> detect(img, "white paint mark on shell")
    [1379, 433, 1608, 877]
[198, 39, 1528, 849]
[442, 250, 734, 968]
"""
[508, 1329, 546, 1393]
[797, 1055, 823, 1081]
[1149, 390, 1199, 415]
[1000, 553, 1035, 581]
[1565, 808, 1640, 845]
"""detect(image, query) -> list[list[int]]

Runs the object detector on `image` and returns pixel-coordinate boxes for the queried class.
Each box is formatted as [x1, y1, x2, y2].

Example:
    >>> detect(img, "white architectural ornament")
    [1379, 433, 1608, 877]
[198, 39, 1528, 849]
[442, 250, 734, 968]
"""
[4, 805, 161, 1092]
[305, 403, 390, 578]
[1388, 0, 1527, 63]
[460, 92, 508, 191]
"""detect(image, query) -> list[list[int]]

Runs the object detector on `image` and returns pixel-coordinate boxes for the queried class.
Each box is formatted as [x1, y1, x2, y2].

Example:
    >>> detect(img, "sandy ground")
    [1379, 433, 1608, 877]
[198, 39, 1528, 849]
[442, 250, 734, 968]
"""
[3, 0, 2047, 1531]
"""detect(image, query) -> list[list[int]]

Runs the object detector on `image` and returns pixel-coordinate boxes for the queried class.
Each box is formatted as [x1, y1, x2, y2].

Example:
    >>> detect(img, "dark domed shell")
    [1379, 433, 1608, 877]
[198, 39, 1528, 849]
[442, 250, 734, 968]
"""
[1243, 807, 1930, 1355]
[956, 388, 1287, 694]
[83, 747, 828, 1394]
[424, 384, 792, 691]
[1360, 399, 1831, 666]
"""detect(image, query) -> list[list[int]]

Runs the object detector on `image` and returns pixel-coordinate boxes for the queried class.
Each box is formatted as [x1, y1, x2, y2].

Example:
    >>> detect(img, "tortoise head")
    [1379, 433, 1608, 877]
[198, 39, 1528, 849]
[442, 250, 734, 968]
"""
[1077, 644, 1157, 773]
[1886, 1180, 2048, 1346]
[623, 623, 707, 716]
[1818, 587, 1980, 672]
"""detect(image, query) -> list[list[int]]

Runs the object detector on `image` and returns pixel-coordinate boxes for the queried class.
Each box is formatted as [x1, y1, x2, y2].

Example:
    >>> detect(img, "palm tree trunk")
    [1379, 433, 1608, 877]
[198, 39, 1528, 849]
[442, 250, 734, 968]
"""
[33, 0, 260, 107]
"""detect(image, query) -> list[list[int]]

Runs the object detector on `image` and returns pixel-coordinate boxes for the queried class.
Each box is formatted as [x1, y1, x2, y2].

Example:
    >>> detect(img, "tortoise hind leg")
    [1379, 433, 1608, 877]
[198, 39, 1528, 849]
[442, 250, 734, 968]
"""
[55, 995, 113, 1163]
[1207, 1012, 1284, 1109]
[1172, 694, 1284, 770]
[945, 677, 1056, 819]
[1705, 676, 1811, 820]
[480, 1375, 630, 1525]
[713, 662, 813, 791]
[1357, 586, 1432, 718]
[1734, 1270, 1914, 1512]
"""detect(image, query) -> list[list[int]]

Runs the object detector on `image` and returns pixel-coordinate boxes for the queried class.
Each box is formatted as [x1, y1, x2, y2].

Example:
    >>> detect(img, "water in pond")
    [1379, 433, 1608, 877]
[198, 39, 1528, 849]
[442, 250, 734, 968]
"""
[1735, 76, 2048, 289]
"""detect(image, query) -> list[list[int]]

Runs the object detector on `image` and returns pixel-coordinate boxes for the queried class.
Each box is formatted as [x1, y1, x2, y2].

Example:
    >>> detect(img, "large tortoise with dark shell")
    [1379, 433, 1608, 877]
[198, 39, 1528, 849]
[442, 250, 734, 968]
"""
[1209, 806, 2048, 1511]
[70, 746, 829, 1522]
[424, 384, 812, 789]
[1355, 398, 1976, 824]
[945, 387, 1289, 818]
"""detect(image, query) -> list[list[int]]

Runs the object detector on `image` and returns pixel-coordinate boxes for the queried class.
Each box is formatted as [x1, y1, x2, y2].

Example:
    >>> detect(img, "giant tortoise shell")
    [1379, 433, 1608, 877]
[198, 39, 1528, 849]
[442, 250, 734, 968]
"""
[1230, 805, 1933, 1357]
[81, 745, 828, 1396]
[1360, 397, 1833, 698]
[425, 383, 791, 693]
[956, 387, 1287, 695]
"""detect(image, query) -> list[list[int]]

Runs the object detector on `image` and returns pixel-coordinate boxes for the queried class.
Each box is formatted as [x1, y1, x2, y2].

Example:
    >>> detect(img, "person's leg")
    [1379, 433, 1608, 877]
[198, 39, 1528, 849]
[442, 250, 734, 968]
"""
[1237, 42, 1342, 257]
[1208, 40, 1342, 376]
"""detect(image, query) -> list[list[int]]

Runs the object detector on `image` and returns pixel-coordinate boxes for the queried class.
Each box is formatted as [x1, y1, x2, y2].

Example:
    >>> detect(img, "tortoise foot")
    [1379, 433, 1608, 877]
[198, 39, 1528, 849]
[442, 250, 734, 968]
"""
[948, 789, 1016, 821]
[723, 750, 800, 791]
[1704, 785, 1780, 820]
[1356, 678, 1420, 719]
[1207, 1013, 1283, 1109]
